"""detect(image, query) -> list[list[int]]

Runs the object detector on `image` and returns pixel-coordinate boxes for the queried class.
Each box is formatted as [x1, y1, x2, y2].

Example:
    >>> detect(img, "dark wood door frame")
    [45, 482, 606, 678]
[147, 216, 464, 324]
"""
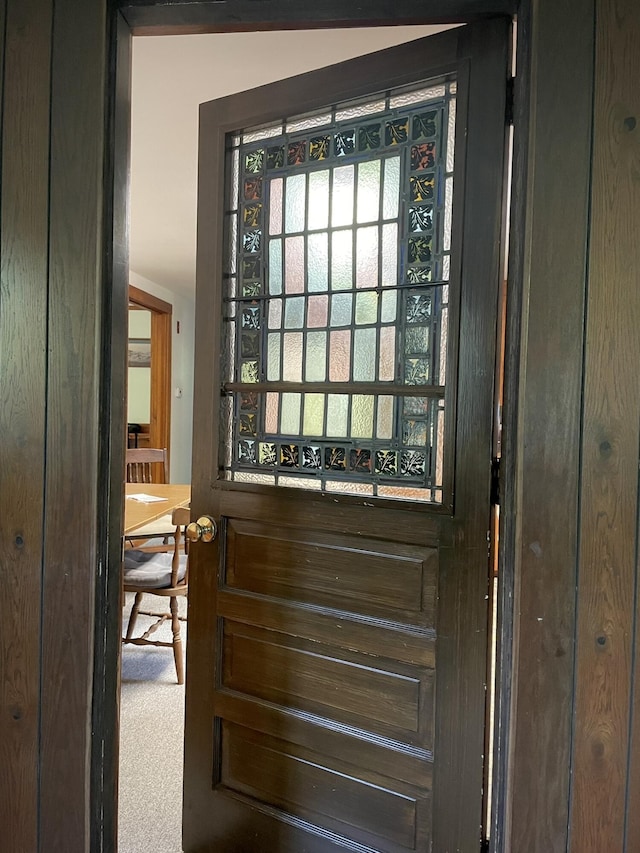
[93, 3, 595, 853]
[128, 283, 172, 476]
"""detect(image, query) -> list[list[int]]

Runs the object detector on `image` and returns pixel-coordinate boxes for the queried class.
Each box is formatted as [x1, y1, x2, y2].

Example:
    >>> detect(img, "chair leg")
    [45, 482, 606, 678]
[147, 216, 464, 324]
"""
[170, 596, 184, 685]
[126, 592, 143, 640]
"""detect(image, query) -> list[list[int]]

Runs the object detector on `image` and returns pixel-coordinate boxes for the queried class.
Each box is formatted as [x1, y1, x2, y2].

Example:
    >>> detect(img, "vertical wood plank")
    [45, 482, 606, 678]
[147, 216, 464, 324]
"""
[570, 0, 640, 849]
[505, 1, 594, 851]
[39, 0, 107, 848]
[0, 1, 52, 850]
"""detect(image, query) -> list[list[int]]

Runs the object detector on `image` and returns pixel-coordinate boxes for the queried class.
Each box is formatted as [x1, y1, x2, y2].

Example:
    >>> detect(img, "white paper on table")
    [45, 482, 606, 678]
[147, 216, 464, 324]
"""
[126, 493, 167, 503]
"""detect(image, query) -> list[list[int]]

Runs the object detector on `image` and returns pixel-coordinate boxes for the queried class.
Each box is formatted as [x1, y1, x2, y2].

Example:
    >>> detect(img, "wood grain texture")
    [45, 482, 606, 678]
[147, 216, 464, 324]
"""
[570, 1, 640, 850]
[119, 0, 516, 34]
[0, 1, 52, 850]
[504, 2, 594, 851]
[39, 0, 107, 848]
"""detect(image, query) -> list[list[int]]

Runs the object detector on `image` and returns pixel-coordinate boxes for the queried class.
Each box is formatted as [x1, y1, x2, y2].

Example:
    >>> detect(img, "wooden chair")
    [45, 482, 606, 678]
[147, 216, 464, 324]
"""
[122, 506, 190, 684]
[125, 447, 168, 484]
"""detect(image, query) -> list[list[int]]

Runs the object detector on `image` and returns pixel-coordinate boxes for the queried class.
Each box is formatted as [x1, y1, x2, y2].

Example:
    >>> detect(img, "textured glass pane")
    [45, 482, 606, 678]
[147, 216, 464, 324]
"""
[436, 405, 445, 487]
[355, 291, 378, 325]
[305, 332, 326, 381]
[325, 481, 374, 495]
[377, 396, 393, 439]
[356, 227, 378, 289]
[303, 393, 325, 436]
[382, 157, 400, 219]
[286, 111, 332, 133]
[331, 230, 353, 291]
[440, 304, 449, 385]
[268, 298, 282, 330]
[351, 395, 374, 439]
[378, 485, 433, 502]
[356, 160, 381, 223]
[243, 123, 282, 144]
[241, 361, 258, 383]
[285, 174, 306, 233]
[231, 149, 240, 209]
[405, 326, 430, 355]
[269, 239, 282, 294]
[285, 296, 305, 329]
[329, 330, 351, 381]
[335, 98, 386, 121]
[326, 394, 349, 436]
[330, 293, 352, 327]
[379, 326, 396, 381]
[389, 84, 445, 108]
[308, 170, 330, 231]
[381, 291, 397, 323]
[285, 236, 304, 294]
[442, 254, 450, 281]
[381, 223, 398, 288]
[283, 332, 303, 381]
[307, 295, 328, 328]
[281, 393, 301, 435]
[269, 178, 283, 235]
[332, 165, 354, 227]
[226, 213, 237, 275]
[353, 328, 376, 381]
[267, 334, 281, 381]
[308, 233, 329, 293]
[447, 97, 456, 173]
[280, 475, 322, 490]
[444, 176, 453, 252]
[234, 471, 276, 485]
[221, 394, 233, 468]
[265, 393, 278, 433]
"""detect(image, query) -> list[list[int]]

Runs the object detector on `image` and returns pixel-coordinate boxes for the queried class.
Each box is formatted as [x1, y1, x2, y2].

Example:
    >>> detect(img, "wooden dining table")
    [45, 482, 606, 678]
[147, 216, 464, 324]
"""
[124, 483, 191, 534]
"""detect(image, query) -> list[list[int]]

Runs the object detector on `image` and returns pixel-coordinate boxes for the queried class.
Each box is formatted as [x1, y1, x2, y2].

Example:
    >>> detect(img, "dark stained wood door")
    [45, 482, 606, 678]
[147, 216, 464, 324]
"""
[184, 21, 508, 852]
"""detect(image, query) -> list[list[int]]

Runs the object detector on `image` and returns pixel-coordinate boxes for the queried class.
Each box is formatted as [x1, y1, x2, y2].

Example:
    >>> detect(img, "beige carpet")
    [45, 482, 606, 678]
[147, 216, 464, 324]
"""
[118, 593, 187, 853]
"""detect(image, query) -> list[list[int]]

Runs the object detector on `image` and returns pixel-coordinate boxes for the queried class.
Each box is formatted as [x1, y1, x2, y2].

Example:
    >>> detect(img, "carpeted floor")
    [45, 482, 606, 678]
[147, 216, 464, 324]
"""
[119, 593, 187, 853]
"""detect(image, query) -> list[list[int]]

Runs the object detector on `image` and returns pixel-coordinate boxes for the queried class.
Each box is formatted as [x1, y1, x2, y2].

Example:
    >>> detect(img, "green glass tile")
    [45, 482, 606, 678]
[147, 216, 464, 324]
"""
[245, 149, 264, 173]
[402, 419, 428, 446]
[239, 413, 257, 436]
[266, 146, 284, 169]
[243, 204, 262, 227]
[413, 110, 438, 140]
[243, 230, 261, 254]
[375, 450, 397, 475]
[406, 266, 433, 284]
[385, 118, 409, 146]
[410, 174, 435, 202]
[358, 123, 381, 151]
[404, 397, 430, 416]
[404, 357, 430, 385]
[241, 332, 259, 358]
[240, 392, 258, 411]
[259, 442, 277, 465]
[409, 205, 433, 232]
[242, 258, 260, 280]
[287, 140, 306, 165]
[408, 235, 432, 264]
[302, 446, 322, 469]
[335, 130, 355, 157]
[405, 326, 430, 355]
[309, 136, 330, 161]
[238, 440, 256, 464]
[350, 448, 372, 473]
[242, 305, 260, 329]
[242, 281, 261, 297]
[411, 142, 436, 171]
[325, 447, 346, 470]
[241, 361, 259, 383]
[406, 292, 432, 324]
[280, 444, 300, 467]
[401, 450, 427, 476]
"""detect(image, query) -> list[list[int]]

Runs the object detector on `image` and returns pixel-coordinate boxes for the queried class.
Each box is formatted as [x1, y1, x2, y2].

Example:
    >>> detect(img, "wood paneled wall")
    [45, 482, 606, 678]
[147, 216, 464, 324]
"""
[0, 0, 639, 851]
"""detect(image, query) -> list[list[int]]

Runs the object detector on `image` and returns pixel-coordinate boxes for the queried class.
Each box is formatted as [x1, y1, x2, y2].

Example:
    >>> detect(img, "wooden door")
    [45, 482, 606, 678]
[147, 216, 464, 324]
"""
[184, 21, 508, 853]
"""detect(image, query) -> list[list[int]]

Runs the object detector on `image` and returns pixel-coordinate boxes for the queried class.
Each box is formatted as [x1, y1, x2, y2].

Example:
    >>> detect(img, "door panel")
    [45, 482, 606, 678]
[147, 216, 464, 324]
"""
[185, 21, 508, 852]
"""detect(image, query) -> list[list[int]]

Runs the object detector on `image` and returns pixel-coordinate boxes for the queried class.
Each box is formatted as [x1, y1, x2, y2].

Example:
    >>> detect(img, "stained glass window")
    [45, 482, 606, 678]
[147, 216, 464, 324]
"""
[221, 77, 456, 504]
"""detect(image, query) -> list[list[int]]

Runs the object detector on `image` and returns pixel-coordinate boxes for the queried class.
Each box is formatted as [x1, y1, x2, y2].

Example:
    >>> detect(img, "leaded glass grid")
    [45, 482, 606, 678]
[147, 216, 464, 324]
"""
[221, 77, 456, 504]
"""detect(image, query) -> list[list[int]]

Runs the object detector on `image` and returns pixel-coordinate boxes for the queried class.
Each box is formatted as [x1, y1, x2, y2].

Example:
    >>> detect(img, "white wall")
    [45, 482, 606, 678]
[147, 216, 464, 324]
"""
[129, 270, 195, 483]
[127, 309, 151, 423]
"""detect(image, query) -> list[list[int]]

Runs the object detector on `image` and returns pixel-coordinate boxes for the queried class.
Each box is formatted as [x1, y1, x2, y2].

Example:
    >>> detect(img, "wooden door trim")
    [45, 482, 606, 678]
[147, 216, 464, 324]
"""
[127, 284, 172, 477]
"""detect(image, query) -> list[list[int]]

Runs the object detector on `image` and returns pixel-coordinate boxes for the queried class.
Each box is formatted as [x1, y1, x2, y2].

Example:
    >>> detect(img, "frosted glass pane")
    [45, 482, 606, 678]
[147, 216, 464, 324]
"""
[282, 332, 303, 381]
[269, 239, 282, 294]
[351, 395, 374, 439]
[335, 98, 385, 121]
[227, 213, 237, 275]
[356, 160, 381, 223]
[308, 233, 328, 292]
[269, 178, 283, 235]
[381, 224, 398, 287]
[442, 254, 450, 281]
[268, 298, 282, 329]
[280, 476, 323, 490]
[286, 111, 332, 132]
[305, 332, 327, 381]
[330, 293, 352, 327]
[281, 393, 301, 435]
[285, 296, 305, 329]
[231, 149, 239, 209]
[353, 329, 376, 381]
[326, 394, 348, 436]
[379, 326, 396, 380]
[325, 481, 374, 495]
[285, 236, 304, 293]
[447, 97, 456, 173]
[285, 174, 306, 233]
[303, 393, 325, 435]
[383, 157, 400, 219]
[332, 165, 354, 227]
[356, 227, 378, 289]
[444, 176, 453, 252]
[377, 396, 393, 439]
[243, 123, 282, 143]
[265, 393, 278, 433]
[307, 295, 328, 328]
[308, 170, 329, 230]
[267, 333, 281, 380]
[389, 84, 445, 108]
[234, 472, 276, 485]
[331, 230, 353, 291]
[436, 405, 445, 487]
[378, 485, 433, 502]
[329, 330, 351, 382]
[355, 291, 378, 326]
[439, 304, 449, 385]
[381, 291, 397, 323]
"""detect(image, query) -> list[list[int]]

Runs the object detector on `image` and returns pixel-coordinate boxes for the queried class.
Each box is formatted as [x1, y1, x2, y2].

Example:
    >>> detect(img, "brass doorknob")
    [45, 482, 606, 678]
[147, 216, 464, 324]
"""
[186, 516, 218, 543]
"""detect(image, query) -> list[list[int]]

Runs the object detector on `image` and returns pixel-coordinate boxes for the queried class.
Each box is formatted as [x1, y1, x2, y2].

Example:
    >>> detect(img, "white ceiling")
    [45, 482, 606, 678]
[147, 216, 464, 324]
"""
[129, 26, 452, 298]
